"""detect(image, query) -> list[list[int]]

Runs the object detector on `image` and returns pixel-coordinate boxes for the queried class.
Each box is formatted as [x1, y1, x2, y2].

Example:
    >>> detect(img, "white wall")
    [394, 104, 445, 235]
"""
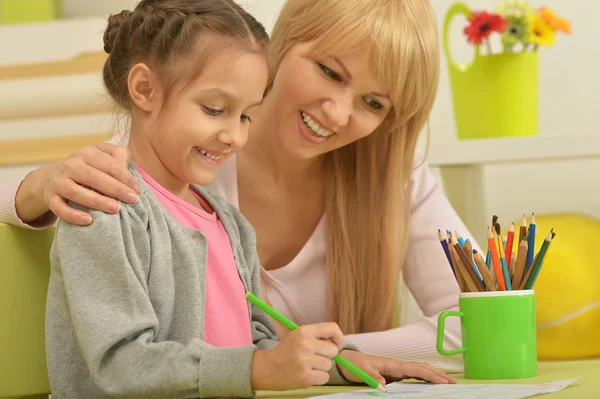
[61, 0, 597, 143]
[61, 0, 285, 33]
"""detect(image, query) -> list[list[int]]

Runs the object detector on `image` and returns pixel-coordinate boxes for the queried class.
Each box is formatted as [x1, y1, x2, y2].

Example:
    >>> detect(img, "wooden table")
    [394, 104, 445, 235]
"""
[256, 359, 600, 398]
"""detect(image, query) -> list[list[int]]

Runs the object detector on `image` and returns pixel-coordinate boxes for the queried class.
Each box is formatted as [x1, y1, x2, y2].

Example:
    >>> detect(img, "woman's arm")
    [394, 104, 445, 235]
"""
[0, 168, 58, 229]
[1, 134, 140, 228]
[345, 153, 476, 372]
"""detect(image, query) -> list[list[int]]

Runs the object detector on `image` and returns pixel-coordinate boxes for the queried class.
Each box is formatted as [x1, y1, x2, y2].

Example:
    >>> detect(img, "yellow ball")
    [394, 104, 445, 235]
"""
[523, 214, 600, 359]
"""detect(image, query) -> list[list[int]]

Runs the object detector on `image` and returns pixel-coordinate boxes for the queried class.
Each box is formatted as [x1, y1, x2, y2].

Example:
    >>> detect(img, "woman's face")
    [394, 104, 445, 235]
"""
[268, 41, 393, 160]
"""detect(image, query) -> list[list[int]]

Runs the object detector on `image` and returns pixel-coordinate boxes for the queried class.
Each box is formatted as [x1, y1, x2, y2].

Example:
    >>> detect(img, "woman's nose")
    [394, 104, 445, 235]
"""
[322, 94, 352, 128]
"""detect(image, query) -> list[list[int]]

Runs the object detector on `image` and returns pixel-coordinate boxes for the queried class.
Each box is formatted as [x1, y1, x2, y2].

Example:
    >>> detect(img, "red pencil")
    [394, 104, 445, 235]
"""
[505, 223, 515, 268]
[487, 226, 506, 290]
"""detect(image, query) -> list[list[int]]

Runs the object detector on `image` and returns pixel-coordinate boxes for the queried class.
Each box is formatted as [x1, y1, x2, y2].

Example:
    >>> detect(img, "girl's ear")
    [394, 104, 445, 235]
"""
[128, 63, 163, 112]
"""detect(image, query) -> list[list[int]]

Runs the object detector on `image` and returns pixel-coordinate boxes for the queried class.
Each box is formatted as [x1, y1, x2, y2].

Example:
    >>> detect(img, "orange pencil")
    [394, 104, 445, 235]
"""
[487, 226, 506, 290]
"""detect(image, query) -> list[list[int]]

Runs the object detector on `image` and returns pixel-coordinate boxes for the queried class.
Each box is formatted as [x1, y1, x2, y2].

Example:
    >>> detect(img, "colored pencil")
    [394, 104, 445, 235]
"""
[519, 252, 539, 290]
[487, 226, 506, 291]
[473, 249, 497, 291]
[449, 245, 468, 292]
[438, 229, 454, 276]
[510, 252, 516, 276]
[456, 231, 465, 248]
[464, 239, 483, 282]
[495, 224, 512, 290]
[452, 237, 485, 292]
[512, 237, 528, 288]
[505, 223, 515, 268]
[524, 230, 554, 289]
[526, 213, 536, 271]
[519, 214, 527, 243]
[486, 215, 498, 270]
[246, 293, 387, 393]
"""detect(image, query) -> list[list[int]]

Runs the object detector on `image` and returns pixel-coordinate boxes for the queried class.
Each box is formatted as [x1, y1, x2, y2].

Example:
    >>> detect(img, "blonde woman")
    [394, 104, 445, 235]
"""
[2, 0, 467, 377]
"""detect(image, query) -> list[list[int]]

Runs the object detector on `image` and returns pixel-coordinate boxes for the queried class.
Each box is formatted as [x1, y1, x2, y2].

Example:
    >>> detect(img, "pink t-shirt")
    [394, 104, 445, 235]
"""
[137, 165, 252, 347]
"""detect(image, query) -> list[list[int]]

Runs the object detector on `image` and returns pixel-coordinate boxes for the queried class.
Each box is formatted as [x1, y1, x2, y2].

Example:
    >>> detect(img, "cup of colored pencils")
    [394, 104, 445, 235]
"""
[439, 213, 556, 292]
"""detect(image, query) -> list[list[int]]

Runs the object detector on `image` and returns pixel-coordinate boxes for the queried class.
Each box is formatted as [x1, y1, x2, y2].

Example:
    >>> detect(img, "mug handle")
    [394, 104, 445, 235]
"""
[437, 310, 466, 356]
[443, 2, 480, 73]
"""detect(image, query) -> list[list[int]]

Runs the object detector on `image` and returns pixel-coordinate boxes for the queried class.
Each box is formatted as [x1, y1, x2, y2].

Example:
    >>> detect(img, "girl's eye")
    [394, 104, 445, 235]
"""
[363, 96, 384, 112]
[202, 106, 223, 116]
[241, 114, 252, 123]
[317, 63, 343, 82]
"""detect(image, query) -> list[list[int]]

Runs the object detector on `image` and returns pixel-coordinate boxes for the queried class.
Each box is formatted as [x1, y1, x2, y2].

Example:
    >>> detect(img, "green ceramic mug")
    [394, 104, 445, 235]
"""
[437, 290, 538, 379]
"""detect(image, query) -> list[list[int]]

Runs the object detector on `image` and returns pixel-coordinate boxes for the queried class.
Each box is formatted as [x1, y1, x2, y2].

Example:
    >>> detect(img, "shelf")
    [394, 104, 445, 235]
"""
[426, 135, 600, 167]
[0, 17, 106, 67]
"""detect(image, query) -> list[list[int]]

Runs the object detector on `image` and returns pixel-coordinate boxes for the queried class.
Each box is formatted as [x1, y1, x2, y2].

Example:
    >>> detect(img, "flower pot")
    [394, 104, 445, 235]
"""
[444, 2, 539, 140]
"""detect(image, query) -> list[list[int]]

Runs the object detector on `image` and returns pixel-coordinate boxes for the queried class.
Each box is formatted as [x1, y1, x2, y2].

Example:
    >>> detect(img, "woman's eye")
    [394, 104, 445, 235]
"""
[241, 114, 252, 123]
[202, 106, 223, 116]
[317, 63, 343, 82]
[363, 96, 384, 112]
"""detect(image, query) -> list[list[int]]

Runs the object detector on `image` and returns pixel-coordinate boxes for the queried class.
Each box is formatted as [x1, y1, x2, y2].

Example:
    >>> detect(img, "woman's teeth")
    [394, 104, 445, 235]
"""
[301, 112, 334, 138]
[199, 149, 221, 160]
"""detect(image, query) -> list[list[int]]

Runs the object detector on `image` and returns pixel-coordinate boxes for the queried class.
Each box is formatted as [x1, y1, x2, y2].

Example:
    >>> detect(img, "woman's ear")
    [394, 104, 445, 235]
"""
[128, 63, 162, 112]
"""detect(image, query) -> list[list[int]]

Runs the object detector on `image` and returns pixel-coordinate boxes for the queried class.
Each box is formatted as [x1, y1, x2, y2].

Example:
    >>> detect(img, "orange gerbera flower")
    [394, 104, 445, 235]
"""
[539, 7, 571, 34]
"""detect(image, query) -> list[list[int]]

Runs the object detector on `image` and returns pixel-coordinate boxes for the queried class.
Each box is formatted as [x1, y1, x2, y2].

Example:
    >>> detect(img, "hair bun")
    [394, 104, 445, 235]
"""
[103, 10, 133, 54]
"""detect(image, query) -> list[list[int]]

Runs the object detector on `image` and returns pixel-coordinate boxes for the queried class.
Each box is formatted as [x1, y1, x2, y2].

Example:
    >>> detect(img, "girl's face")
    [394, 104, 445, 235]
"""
[268, 41, 393, 160]
[150, 47, 268, 186]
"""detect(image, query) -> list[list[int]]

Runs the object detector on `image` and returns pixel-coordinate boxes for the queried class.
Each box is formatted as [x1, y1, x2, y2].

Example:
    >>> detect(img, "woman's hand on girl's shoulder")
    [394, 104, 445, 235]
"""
[337, 350, 457, 386]
[42, 143, 141, 225]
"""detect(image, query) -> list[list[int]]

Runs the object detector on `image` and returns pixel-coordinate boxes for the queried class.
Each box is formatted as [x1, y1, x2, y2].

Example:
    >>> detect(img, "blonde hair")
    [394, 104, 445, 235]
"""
[269, 0, 440, 334]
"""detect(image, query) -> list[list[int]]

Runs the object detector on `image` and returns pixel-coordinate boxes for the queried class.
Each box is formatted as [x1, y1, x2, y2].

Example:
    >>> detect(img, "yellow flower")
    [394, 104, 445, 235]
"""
[528, 14, 555, 47]
[539, 7, 571, 34]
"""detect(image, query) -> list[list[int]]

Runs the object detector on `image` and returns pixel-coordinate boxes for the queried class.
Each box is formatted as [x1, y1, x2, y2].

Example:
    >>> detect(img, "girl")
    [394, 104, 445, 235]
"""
[45, 0, 453, 397]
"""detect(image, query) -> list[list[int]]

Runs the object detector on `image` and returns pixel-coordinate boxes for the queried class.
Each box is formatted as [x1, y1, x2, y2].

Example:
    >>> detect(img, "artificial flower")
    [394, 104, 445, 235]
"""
[502, 15, 530, 47]
[464, 11, 508, 45]
[538, 7, 571, 34]
[528, 14, 555, 47]
[495, 0, 535, 19]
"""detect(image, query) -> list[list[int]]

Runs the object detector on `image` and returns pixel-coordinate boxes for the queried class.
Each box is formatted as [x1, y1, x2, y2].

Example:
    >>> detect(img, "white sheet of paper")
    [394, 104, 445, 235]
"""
[308, 378, 579, 399]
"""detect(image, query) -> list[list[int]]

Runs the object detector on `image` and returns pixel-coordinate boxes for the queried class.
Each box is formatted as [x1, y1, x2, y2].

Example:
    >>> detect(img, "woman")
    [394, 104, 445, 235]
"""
[1, 0, 466, 373]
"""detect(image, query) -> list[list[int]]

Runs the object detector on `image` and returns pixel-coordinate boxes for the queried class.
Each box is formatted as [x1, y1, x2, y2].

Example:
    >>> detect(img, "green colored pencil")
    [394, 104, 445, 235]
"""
[246, 293, 386, 392]
[524, 230, 553, 290]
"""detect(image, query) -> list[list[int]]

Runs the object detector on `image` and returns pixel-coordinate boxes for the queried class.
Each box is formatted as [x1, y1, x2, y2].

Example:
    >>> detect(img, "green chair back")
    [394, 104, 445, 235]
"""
[0, 223, 53, 398]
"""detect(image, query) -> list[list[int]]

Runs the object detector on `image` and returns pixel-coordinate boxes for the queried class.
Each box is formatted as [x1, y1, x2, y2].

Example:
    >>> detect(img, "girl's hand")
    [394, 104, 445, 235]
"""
[251, 322, 344, 390]
[17, 143, 141, 225]
[337, 350, 457, 387]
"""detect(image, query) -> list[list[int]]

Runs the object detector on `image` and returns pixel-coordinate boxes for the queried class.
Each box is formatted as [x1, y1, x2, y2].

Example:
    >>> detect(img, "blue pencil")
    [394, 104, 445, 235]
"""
[438, 230, 455, 276]
[500, 257, 512, 290]
[457, 233, 465, 248]
[526, 213, 536, 271]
